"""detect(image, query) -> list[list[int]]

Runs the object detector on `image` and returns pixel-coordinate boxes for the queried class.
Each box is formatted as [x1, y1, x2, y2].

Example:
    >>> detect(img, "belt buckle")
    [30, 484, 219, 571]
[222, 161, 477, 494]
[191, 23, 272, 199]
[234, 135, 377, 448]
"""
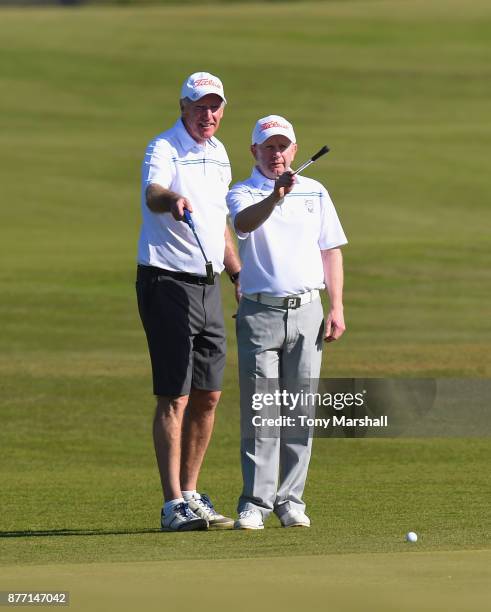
[283, 296, 301, 309]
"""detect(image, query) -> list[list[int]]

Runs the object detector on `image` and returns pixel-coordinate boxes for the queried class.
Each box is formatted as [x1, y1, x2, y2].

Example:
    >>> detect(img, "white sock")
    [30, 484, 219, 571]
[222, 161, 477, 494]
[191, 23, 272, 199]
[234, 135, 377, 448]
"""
[182, 490, 198, 501]
[164, 497, 184, 516]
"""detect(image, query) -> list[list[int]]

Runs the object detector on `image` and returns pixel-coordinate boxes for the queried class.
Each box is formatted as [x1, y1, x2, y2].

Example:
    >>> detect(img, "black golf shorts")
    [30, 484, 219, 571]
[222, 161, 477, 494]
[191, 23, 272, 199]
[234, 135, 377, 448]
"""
[136, 265, 226, 397]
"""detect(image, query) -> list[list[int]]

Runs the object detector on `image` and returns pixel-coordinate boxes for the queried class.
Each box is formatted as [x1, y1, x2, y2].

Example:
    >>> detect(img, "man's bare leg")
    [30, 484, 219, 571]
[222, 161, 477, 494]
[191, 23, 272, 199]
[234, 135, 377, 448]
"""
[180, 389, 221, 491]
[153, 395, 188, 501]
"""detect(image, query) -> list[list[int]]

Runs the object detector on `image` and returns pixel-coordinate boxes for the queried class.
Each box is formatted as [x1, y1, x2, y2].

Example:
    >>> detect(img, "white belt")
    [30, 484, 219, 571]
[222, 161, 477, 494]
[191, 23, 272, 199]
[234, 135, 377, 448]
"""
[242, 289, 319, 309]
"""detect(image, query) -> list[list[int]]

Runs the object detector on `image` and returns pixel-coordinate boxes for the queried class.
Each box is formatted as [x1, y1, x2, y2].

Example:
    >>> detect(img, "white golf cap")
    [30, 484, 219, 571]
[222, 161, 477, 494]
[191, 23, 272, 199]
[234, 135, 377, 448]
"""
[252, 115, 296, 145]
[180, 71, 227, 104]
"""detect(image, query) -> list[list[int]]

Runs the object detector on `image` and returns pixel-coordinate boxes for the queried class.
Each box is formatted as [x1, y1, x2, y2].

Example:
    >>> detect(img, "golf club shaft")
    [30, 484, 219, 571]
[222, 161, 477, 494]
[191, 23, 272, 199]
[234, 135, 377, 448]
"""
[183, 210, 210, 262]
[293, 145, 330, 176]
[192, 229, 208, 262]
[293, 159, 314, 175]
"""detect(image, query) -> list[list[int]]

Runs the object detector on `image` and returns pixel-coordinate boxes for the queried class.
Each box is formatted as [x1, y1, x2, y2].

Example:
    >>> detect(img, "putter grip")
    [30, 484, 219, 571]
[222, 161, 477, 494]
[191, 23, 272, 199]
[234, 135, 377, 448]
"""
[311, 145, 330, 162]
[183, 209, 194, 228]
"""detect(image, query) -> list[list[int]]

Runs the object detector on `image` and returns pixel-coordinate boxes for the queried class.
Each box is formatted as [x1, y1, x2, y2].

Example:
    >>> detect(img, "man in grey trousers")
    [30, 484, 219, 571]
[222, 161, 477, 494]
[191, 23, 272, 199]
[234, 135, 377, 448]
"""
[226, 115, 347, 529]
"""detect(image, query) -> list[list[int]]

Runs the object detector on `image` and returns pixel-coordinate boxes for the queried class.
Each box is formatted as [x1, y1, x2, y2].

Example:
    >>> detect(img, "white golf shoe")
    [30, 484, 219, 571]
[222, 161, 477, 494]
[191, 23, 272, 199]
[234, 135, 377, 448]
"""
[279, 510, 311, 528]
[187, 493, 234, 530]
[161, 502, 208, 532]
[234, 509, 264, 530]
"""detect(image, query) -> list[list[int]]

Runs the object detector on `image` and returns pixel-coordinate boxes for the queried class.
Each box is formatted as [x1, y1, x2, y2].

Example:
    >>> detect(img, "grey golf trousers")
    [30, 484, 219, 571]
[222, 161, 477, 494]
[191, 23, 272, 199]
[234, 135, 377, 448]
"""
[236, 295, 324, 519]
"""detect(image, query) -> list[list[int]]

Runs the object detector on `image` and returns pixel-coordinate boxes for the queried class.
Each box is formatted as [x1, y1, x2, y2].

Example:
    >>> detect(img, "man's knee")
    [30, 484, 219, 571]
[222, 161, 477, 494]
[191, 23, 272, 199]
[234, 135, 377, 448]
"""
[191, 389, 221, 412]
[155, 395, 189, 418]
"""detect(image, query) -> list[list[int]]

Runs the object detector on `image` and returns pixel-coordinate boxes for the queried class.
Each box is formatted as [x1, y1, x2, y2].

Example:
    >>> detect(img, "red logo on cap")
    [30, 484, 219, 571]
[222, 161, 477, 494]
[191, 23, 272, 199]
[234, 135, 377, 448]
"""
[260, 120, 290, 132]
[193, 78, 221, 90]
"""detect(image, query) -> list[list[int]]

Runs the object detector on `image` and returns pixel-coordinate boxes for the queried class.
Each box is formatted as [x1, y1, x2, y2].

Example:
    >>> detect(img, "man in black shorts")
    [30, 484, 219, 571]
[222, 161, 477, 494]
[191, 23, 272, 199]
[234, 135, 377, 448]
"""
[136, 72, 241, 531]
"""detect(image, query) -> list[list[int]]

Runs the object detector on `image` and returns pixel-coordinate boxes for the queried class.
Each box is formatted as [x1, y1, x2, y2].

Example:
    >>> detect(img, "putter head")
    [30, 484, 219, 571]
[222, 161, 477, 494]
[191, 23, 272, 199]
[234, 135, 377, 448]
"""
[205, 262, 215, 285]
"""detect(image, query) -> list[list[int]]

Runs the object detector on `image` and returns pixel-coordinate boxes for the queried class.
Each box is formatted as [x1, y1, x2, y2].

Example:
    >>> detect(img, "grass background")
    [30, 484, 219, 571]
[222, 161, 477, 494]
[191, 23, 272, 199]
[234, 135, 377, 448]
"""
[0, 1, 490, 607]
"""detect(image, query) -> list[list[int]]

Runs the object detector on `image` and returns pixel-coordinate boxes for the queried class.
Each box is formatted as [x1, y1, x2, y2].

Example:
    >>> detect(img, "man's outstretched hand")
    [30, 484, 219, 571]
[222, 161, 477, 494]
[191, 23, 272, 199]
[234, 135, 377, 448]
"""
[273, 171, 296, 200]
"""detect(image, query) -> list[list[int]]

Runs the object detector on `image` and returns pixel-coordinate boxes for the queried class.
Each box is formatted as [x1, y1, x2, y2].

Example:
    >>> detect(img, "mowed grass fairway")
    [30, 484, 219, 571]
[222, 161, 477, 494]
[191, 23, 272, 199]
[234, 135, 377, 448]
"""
[1, 1, 490, 609]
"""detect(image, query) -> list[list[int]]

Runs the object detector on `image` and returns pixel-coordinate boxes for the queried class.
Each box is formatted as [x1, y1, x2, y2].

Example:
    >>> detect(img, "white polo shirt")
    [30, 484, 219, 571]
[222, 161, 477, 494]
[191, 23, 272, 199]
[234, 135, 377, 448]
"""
[137, 119, 231, 274]
[226, 167, 347, 296]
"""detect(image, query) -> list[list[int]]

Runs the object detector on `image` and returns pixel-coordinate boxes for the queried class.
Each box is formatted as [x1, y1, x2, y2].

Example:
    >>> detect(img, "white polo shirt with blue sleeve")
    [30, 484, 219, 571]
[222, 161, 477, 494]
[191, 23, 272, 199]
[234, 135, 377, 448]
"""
[226, 167, 347, 296]
[138, 118, 231, 275]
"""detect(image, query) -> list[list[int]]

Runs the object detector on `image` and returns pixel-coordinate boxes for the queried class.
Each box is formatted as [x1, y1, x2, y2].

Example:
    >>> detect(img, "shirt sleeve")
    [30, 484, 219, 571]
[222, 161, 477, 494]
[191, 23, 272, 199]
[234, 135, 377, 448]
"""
[221, 146, 232, 188]
[318, 185, 348, 250]
[226, 184, 255, 239]
[142, 138, 175, 189]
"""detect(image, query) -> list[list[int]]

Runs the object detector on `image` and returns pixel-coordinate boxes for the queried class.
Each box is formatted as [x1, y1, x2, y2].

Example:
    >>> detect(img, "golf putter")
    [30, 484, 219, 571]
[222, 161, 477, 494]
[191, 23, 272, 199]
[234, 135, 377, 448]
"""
[293, 145, 330, 176]
[183, 210, 215, 285]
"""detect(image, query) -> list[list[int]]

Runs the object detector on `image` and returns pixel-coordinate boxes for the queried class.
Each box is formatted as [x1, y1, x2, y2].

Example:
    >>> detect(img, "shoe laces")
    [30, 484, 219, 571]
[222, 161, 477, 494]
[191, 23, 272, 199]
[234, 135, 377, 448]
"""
[239, 509, 260, 519]
[174, 502, 194, 519]
[195, 493, 219, 517]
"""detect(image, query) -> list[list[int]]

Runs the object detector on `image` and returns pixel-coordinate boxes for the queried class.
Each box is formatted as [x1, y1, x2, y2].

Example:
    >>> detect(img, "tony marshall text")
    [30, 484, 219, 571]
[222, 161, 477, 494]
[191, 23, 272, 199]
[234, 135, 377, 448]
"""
[252, 415, 388, 428]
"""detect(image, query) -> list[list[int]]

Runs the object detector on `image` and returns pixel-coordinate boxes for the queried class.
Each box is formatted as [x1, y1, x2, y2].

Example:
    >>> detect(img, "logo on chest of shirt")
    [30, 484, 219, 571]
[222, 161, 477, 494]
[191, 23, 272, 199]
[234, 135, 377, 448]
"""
[304, 199, 314, 213]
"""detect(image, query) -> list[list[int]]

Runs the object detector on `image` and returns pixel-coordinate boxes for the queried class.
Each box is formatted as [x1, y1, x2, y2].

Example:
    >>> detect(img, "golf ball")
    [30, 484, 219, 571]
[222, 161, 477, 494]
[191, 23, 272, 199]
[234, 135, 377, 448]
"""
[406, 531, 418, 543]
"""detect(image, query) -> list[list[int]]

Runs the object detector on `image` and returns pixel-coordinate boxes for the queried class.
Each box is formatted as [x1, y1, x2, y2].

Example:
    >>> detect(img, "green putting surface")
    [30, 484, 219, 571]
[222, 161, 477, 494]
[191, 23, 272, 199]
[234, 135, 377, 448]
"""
[2, 550, 491, 612]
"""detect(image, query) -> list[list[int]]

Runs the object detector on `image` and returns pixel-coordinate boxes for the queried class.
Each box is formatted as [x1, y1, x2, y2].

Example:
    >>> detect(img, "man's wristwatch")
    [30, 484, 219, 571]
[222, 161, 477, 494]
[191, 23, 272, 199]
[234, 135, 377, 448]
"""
[229, 271, 240, 284]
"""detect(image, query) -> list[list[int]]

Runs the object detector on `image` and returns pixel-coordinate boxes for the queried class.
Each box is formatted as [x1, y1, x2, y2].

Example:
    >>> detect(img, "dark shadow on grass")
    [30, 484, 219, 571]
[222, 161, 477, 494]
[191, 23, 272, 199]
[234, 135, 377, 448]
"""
[0, 528, 163, 538]
[0, 527, 237, 538]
